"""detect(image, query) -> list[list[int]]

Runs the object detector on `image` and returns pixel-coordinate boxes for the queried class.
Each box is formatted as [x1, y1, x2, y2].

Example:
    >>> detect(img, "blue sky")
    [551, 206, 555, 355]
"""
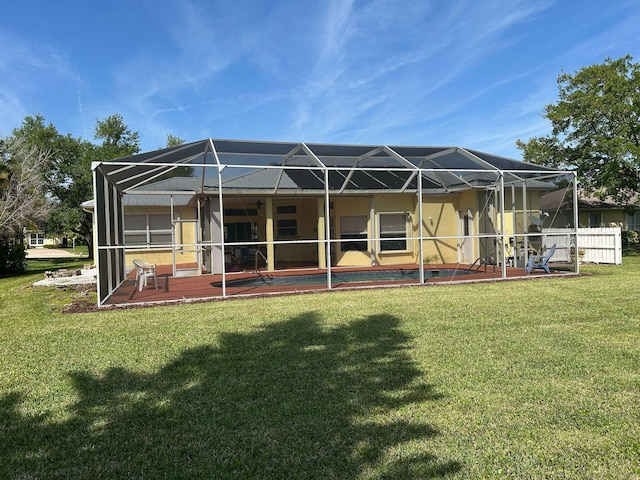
[1, 0, 639, 159]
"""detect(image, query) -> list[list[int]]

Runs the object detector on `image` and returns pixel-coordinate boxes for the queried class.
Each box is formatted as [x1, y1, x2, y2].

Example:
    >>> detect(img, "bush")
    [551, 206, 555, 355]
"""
[622, 230, 640, 247]
[0, 234, 27, 276]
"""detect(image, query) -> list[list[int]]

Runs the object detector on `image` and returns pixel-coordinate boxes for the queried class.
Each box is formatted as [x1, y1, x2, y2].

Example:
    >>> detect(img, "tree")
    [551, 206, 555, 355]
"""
[12, 114, 141, 259]
[0, 137, 52, 275]
[0, 136, 51, 234]
[517, 55, 640, 208]
[94, 114, 140, 160]
[165, 134, 185, 148]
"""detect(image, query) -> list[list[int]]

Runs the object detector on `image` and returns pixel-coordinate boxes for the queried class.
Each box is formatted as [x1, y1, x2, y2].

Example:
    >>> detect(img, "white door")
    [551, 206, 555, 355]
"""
[458, 210, 474, 263]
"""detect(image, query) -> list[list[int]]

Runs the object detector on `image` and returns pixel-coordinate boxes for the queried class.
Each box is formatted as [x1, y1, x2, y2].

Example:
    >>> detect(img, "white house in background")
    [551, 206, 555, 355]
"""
[23, 228, 66, 249]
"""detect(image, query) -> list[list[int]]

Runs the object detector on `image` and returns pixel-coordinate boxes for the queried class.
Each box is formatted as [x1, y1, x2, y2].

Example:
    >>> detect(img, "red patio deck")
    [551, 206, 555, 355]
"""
[103, 263, 574, 307]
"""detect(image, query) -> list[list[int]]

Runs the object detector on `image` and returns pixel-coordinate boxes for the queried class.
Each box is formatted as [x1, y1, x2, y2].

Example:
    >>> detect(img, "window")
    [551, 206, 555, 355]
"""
[124, 214, 172, 246]
[277, 205, 297, 214]
[588, 212, 601, 228]
[379, 213, 409, 252]
[628, 212, 640, 230]
[224, 208, 257, 217]
[29, 233, 45, 247]
[225, 222, 254, 242]
[276, 204, 298, 237]
[340, 216, 368, 251]
[277, 219, 298, 237]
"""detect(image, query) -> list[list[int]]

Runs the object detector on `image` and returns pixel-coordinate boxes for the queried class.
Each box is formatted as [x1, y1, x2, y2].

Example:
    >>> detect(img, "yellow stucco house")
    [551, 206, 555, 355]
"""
[91, 139, 577, 306]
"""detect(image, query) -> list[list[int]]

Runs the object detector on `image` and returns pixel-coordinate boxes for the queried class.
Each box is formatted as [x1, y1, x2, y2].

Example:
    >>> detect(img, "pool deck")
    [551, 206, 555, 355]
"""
[103, 263, 575, 307]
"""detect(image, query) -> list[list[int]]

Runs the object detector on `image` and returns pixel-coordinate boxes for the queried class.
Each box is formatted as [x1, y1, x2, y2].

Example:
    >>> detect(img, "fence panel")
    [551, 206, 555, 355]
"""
[540, 229, 572, 262]
[542, 227, 622, 264]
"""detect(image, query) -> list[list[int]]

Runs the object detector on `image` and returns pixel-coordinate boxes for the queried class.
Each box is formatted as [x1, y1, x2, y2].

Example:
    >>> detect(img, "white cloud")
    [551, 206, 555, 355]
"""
[279, 0, 558, 144]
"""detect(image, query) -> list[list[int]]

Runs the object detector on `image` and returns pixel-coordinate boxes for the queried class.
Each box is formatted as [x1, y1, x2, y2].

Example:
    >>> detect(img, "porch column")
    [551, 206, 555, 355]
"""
[317, 198, 326, 269]
[265, 198, 275, 270]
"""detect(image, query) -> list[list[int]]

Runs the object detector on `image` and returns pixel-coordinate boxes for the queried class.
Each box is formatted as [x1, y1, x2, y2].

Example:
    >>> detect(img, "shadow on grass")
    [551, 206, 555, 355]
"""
[0, 313, 461, 478]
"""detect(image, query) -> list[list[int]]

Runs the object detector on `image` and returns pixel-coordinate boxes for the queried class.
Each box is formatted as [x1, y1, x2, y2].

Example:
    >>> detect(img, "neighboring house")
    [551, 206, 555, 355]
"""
[90, 139, 576, 305]
[540, 189, 639, 229]
[23, 228, 66, 248]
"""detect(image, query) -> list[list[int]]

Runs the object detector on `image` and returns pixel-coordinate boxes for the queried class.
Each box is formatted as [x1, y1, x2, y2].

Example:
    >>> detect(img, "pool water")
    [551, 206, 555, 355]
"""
[216, 268, 472, 288]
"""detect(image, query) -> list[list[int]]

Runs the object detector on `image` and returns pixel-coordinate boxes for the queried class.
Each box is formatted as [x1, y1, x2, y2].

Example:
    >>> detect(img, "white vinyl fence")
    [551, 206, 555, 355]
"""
[542, 227, 622, 264]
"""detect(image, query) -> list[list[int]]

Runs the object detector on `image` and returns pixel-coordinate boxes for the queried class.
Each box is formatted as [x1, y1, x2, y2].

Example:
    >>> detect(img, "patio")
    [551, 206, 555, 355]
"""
[104, 263, 574, 307]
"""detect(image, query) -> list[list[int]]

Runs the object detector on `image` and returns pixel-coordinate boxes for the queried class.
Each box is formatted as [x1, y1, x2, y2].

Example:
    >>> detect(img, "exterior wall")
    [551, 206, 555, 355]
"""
[421, 195, 459, 263]
[502, 189, 543, 236]
[332, 193, 469, 267]
[272, 198, 318, 266]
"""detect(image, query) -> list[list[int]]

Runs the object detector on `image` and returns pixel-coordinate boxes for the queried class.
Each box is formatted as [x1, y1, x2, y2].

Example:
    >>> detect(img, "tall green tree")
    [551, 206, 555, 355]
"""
[12, 115, 91, 253]
[165, 134, 185, 148]
[94, 114, 140, 160]
[12, 114, 140, 259]
[517, 55, 640, 207]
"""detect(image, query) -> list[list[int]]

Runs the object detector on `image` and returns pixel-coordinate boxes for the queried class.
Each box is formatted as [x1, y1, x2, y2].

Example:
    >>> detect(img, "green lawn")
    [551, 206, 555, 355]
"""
[1, 257, 639, 479]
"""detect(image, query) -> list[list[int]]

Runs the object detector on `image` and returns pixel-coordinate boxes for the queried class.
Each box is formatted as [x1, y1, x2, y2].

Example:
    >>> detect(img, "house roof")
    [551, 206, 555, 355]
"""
[540, 188, 639, 212]
[93, 139, 566, 198]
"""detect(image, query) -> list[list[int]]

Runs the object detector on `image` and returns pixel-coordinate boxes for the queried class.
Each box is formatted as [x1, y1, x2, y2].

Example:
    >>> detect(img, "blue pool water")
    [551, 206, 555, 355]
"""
[216, 268, 472, 288]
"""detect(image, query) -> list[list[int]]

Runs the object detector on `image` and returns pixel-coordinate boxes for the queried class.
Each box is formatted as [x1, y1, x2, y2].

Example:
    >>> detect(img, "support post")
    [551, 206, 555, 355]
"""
[499, 174, 506, 279]
[317, 198, 326, 269]
[266, 198, 275, 271]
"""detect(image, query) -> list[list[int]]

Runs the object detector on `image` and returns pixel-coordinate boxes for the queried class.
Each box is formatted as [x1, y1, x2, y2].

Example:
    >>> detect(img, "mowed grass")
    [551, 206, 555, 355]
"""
[1, 257, 639, 479]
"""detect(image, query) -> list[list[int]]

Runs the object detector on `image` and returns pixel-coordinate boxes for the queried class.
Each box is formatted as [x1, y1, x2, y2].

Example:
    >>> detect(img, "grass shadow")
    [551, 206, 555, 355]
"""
[0, 313, 460, 478]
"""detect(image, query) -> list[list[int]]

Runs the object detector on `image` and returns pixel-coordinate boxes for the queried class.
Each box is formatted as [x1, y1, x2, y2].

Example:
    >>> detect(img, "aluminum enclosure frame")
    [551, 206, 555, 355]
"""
[92, 139, 579, 306]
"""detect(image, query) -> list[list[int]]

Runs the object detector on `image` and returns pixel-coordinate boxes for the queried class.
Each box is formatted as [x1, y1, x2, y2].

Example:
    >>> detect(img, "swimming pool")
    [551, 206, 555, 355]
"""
[215, 268, 473, 288]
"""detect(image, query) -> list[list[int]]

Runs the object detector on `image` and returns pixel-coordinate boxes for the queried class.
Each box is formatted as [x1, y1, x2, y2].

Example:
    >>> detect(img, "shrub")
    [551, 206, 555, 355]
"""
[0, 234, 27, 276]
[622, 230, 640, 247]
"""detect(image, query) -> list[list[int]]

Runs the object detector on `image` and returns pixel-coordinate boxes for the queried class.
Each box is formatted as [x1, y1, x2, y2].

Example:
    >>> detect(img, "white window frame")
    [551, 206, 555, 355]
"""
[377, 212, 411, 253]
[627, 212, 640, 230]
[124, 213, 173, 246]
[29, 232, 45, 247]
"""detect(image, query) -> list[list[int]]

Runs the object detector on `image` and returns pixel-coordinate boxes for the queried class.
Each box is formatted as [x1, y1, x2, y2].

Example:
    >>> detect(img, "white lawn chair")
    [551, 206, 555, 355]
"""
[132, 259, 157, 291]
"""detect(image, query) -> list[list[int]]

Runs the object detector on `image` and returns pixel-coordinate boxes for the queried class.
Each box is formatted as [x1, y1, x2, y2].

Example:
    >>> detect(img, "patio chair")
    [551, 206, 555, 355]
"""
[132, 259, 158, 291]
[525, 244, 557, 274]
